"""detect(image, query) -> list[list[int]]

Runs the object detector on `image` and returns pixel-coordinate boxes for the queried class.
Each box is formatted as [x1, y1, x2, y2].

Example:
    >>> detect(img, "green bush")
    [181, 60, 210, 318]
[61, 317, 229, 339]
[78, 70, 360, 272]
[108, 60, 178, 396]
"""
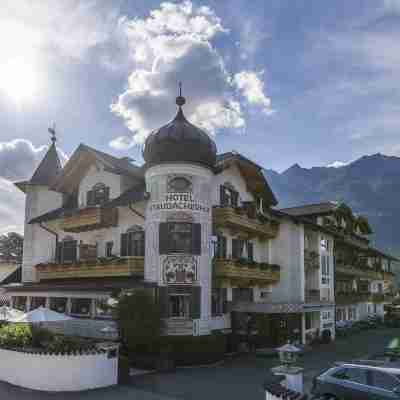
[31, 326, 54, 348]
[47, 335, 93, 353]
[0, 324, 33, 348]
[118, 355, 131, 384]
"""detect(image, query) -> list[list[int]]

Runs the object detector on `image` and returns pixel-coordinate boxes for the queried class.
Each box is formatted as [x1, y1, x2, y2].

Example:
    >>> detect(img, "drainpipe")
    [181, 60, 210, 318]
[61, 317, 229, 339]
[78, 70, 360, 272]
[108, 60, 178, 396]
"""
[128, 204, 145, 219]
[39, 223, 58, 262]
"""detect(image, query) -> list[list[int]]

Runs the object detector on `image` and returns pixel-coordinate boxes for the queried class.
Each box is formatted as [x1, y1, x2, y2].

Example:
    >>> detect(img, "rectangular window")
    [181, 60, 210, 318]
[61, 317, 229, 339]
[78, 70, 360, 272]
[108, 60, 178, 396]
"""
[30, 297, 46, 310]
[121, 231, 145, 256]
[13, 296, 27, 311]
[168, 294, 190, 318]
[159, 222, 201, 255]
[87, 185, 110, 206]
[305, 313, 312, 330]
[216, 235, 227, 259]
[49, 298, 67, 314]
[70, 298, 92, 317]
[232, 238, 245, 259]
[220, 185, 239, 207]
[106, 241, 114, 257]
[57, 240, 77, 264]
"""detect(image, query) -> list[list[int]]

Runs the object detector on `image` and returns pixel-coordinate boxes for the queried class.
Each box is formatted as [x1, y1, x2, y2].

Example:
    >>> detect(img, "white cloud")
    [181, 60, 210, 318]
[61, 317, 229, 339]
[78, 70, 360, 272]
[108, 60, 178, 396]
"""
[327, 161, 349, 168]
[233, 71, 273, 115]
[110, 1, 271, 148]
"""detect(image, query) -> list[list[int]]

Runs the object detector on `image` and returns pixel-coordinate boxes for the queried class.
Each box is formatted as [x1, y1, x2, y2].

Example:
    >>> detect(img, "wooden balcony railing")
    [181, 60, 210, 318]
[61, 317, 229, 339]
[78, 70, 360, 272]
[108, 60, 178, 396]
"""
[335, 263, 384, 280]
[61, 207, 118, 233]
[335, 291, 371, 305]
[35, 256, 144, 281]
[213, 258, 280, 287]
[213, 206, 279, 239]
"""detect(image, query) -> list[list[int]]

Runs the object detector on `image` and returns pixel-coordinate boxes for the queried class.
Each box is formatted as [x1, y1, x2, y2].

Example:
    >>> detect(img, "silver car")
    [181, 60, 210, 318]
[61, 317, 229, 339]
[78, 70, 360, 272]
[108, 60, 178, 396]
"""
[311, 363, 400, 399]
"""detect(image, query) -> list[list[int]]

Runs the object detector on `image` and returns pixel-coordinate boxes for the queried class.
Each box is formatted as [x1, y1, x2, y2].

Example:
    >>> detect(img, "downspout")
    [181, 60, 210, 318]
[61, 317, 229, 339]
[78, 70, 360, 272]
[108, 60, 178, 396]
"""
[128, 204, 145, 219]
[39, 223, 58, 262]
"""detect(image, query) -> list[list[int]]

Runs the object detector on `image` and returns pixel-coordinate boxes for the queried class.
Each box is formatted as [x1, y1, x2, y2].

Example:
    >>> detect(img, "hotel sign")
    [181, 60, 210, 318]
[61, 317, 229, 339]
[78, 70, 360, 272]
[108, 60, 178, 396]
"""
[150, 192, 210, 213]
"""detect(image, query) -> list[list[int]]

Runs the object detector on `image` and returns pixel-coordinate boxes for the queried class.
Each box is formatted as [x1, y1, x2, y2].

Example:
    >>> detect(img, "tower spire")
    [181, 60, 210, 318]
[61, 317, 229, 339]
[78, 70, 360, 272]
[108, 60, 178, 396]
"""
[176, 81, 186, 108]
[48, 122, 56, 145]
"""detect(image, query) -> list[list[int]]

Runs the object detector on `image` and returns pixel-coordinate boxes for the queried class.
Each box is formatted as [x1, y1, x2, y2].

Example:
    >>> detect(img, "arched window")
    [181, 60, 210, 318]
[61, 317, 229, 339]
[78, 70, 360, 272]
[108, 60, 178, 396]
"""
[168, 176, 192, 192]
[120, 226, 145, 257]
[87, 183, 110, 206]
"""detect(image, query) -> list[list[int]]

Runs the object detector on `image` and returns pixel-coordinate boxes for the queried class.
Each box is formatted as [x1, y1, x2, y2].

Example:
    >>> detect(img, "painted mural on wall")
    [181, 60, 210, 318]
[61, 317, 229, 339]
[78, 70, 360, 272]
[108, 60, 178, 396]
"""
[163, 255, 197, 284]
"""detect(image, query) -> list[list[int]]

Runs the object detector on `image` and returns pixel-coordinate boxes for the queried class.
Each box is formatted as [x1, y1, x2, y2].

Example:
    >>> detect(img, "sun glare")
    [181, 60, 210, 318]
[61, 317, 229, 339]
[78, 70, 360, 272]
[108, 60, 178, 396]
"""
[0, 22, 41, 104]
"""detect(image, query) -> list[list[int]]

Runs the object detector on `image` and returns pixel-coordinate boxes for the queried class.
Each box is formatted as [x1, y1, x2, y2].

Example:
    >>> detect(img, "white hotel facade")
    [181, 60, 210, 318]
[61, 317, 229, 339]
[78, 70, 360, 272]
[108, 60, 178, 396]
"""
[5, 93, 396, 346]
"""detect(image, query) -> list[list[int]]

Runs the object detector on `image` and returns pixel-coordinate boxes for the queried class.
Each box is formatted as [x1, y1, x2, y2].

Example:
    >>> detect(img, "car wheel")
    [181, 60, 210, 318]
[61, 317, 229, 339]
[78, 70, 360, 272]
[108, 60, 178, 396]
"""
[322, 395, 338, 400]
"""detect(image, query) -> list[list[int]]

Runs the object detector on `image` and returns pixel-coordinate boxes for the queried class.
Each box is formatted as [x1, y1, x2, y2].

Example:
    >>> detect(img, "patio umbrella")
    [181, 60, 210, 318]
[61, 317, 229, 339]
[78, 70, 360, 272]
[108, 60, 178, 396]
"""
[0, 306, 24, 321]
[9, 306, 73, 323]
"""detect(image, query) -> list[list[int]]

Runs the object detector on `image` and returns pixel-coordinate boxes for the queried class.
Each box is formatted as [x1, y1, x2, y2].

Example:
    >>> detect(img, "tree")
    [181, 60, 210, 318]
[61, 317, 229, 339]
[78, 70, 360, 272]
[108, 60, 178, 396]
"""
[0, 232, 23, 263]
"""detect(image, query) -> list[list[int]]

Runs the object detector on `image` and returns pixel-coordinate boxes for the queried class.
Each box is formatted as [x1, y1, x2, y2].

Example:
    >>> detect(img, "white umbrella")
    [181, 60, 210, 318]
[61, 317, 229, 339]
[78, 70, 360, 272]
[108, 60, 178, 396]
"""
[0, 306, 24, 321]
[9, 306, 74, 323]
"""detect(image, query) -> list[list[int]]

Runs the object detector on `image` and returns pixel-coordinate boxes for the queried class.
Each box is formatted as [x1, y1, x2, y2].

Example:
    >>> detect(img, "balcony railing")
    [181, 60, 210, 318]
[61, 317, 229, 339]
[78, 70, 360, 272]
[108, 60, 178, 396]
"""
[213, 206, 279, 239]
[335, 262, 384, 280]
[35, 256, 144, 281]
[61, 207, 118, 233]
[335, 291, 371, 305]
[213, 258, 280, 286]
[305, 289, 320, 303]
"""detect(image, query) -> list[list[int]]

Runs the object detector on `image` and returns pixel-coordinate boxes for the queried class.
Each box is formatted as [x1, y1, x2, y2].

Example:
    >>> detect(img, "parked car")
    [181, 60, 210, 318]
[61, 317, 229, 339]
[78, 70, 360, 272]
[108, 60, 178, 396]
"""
[311, 363, 400, 399]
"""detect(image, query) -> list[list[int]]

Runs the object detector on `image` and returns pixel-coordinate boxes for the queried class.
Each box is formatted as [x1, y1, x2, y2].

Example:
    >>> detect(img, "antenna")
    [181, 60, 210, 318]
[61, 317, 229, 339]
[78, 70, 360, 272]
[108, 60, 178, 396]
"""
[176, 81, 186, 107]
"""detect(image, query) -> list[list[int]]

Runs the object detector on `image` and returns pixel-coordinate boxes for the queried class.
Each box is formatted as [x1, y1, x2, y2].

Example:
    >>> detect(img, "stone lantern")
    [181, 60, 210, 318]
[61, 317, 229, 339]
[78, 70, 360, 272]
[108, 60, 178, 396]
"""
[271, 342, 304, 394]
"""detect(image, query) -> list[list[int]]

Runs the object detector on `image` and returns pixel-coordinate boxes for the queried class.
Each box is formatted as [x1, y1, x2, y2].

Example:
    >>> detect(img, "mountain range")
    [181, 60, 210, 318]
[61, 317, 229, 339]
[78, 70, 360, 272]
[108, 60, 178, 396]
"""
[263, 153, 400, 256]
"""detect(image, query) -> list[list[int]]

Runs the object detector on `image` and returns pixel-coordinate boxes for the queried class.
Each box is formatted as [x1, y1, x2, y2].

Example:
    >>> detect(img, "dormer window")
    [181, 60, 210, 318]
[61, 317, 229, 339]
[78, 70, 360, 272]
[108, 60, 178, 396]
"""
[220, 184, 239, 207]
[87, 183, 109, 206]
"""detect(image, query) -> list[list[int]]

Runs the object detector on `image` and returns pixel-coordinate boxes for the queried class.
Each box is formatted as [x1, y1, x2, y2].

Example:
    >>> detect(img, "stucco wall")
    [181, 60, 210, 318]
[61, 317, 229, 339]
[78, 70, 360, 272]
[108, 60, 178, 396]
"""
[0, 348, 118, 391]
[269, 220, 304, 303]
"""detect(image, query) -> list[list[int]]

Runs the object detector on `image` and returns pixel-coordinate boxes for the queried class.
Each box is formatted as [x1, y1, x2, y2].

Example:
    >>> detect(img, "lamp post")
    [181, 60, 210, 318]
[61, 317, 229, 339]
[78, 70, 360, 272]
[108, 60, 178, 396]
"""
[271, 341, 304, 394]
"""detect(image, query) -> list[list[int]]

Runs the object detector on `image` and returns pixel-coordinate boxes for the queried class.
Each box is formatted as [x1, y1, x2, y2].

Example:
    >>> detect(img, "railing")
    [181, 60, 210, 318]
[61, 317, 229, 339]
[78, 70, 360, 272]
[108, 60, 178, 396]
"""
[35, 256, 144, 280]
[61, 207, 118, 233]
[335, 291, 371, 305]
[213, 258, 280, 286]
[335, 263, 384, 280]
[213, 206, 279, 239]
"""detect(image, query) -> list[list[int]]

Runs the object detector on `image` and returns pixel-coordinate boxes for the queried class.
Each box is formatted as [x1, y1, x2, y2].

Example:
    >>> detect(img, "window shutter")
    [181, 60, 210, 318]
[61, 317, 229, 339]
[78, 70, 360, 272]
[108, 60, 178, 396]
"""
[104, 186, 110, 202]
[87, 190, 94, 206]
[190, 286, 201, 319]
[158, 287, 169, 318]
[220, 185, 227, 206]
[231, 190, 239, 207]
[159, 223, 169, 254]
[247, 242, 254, 262]
[55, 242, 62, 263]
[120, 233, 128, 257]
[232, 239, 239, 259]
[140, 232, 145, 257]
[217, 236, 227, 259]
[192, 223, 201, 255]
[221, 288, 228, 313]
[63, 240, 77, 263]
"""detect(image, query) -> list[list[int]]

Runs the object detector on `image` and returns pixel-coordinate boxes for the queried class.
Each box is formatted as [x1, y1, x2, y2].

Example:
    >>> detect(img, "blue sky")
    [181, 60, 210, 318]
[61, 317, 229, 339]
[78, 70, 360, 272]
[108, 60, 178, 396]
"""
[0, 0, 399, 233]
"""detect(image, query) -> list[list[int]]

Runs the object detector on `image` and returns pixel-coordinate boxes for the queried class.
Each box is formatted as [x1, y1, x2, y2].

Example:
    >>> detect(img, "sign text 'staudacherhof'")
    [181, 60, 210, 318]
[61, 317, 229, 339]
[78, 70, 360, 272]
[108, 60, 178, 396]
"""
[150, 192, 210, 213]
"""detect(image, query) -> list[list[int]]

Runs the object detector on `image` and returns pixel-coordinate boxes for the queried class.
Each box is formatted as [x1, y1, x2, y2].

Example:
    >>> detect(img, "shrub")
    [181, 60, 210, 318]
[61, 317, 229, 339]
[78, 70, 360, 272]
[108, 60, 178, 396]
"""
[47, 335, 93, 353]
[31, 326, 54, 348]
[0, 324, 33, 348]
[114, 289, 162, 354]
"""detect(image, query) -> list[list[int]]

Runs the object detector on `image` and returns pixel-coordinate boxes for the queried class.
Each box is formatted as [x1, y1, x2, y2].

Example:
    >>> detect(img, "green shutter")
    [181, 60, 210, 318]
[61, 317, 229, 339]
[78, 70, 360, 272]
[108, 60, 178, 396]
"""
[232, 239, 239, 259]
[231, 190, 239, 207]
[221, 288, 228, 313]
[192, 223, 201, 255]
[159, 223, 169, 254]
[104, 186, 110, 202]
[190, 286, 201, 319]
[247, 242, 254, 262]
[120, 233, 128, 257]
[55, 242, 62, 263]
[220, 185, 227, 206]
[158, 287, 169, 318]
[87, 190, 94, 206]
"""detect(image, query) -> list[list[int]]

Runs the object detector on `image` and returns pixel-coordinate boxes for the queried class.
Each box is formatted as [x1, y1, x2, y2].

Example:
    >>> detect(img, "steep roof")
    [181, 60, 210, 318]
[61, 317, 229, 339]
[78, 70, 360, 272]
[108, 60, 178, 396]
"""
[15, 143, 62, 193]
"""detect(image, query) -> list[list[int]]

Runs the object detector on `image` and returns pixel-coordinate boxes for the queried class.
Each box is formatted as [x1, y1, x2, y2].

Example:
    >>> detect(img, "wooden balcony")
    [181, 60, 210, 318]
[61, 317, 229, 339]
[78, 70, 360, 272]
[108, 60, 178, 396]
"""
[61, 207, 118, 233]
[213, 206, 279, 239]
[335, 291, 371, 305]
[335, 264, 383, 280]
[35, 256, 144, 280]
[213, 259, 280, 287]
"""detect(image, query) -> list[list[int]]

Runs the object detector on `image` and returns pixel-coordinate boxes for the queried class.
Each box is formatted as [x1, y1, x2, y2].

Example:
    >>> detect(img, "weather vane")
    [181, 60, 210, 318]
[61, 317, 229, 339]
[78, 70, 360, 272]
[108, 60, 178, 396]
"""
[48, 122, 56, 144]
[176, 81, 186, 107]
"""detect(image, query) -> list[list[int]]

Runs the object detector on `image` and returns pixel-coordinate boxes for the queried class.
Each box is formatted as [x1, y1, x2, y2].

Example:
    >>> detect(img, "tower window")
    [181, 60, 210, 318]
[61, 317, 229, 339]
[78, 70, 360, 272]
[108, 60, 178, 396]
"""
[168, 176, 192, 192]
[159, 222, 201, 255]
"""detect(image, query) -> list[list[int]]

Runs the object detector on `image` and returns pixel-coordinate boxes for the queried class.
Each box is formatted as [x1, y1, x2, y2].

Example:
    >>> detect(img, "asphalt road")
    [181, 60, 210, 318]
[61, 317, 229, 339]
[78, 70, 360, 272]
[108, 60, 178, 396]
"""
[0, 327, 398, 400]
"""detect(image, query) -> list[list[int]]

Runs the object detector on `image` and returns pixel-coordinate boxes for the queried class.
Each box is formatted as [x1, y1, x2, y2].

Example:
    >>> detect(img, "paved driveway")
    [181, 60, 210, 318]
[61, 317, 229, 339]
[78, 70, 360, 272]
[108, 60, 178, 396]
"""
[0, 328, 398, 400]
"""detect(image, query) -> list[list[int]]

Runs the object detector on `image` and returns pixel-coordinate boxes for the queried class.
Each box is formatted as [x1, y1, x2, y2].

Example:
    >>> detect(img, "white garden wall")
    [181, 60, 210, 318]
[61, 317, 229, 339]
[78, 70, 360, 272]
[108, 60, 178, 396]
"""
[0, 348, 118, 391]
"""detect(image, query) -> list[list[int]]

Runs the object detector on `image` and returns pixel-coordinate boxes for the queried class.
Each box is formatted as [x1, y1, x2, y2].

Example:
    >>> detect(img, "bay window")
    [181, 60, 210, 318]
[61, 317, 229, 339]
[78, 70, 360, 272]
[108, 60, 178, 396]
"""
[30, 297, 46, 310]
[95, 299, 113, 318]
[49, 298, 67, 314]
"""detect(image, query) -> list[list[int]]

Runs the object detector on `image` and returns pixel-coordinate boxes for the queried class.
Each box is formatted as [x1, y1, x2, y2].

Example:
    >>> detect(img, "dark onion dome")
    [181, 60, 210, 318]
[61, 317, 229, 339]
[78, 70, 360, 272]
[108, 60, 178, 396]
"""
[143, 94, 217, 169]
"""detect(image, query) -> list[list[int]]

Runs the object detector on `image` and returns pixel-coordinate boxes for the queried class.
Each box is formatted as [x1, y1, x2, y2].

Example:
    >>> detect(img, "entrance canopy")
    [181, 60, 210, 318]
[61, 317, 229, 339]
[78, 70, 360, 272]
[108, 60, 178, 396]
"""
[9, 306, 73, 323]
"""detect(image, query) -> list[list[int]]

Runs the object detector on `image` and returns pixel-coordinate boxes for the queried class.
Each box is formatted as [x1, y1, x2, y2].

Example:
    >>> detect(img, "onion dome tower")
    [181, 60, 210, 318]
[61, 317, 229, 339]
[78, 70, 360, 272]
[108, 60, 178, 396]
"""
[143, 85, 216, 336]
